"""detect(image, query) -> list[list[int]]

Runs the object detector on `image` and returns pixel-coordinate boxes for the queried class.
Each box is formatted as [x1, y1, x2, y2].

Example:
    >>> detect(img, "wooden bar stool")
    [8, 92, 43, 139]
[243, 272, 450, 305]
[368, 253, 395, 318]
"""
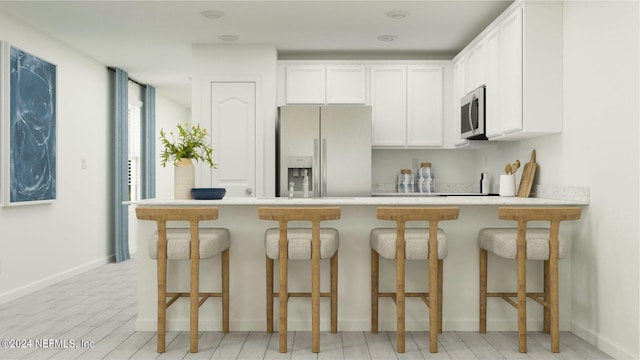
[478, 207, 581, 353]
[370, 207, 459, 353]
[136, 207, 230, 353]
[259, 207, 341, 353]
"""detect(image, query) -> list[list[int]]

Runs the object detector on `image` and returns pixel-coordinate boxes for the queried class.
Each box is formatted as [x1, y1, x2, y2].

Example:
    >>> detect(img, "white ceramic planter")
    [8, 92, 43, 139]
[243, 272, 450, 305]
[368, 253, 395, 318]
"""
[174, 158, 195, 199]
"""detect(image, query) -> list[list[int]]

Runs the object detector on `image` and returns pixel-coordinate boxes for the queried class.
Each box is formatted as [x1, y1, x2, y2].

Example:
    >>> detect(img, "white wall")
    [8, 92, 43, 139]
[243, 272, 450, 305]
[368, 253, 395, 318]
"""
[0, 10, 191, 305]
[154, 94, 190, 199]
[0, 12, 112, 304]
[191, 44, 278, 197]
[564, 3, 638, 358]
[372, 149, 478, 190]
[476, 2, 639, 358]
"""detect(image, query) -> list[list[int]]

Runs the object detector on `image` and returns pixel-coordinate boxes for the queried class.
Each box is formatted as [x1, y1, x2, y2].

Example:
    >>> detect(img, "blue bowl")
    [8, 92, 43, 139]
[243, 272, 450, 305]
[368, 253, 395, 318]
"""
[191, 188, 226, 200]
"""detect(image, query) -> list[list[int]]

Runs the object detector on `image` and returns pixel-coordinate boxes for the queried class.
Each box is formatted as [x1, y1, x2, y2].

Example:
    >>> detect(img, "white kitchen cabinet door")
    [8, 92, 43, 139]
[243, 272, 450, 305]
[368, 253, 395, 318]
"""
[452, 59, 469, 147]
[326, 65, 366, 104]
[498, 8, 523, 135]
[370, 66, 407, 147]
[465, 40, 486, 93]
[285, 65, 325, 104]
[484, 26, 502, 139]
[407, 66, 443, 147]
[203, 81, 256, 197]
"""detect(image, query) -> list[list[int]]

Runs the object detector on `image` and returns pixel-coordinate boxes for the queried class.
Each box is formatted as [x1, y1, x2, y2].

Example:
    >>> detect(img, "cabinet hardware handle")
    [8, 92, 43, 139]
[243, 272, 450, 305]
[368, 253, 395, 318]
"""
[469, 94, 477, 135]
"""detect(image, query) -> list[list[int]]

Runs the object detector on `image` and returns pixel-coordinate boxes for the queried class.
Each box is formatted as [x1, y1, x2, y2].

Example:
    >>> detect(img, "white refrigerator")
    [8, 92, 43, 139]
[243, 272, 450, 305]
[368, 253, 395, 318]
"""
[277, 106, 372, 197]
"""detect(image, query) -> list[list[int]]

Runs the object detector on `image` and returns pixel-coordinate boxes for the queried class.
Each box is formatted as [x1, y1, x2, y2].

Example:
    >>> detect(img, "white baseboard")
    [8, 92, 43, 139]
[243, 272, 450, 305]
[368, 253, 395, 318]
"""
[571, 321, 637, 360]
[0, 255, 115, 306]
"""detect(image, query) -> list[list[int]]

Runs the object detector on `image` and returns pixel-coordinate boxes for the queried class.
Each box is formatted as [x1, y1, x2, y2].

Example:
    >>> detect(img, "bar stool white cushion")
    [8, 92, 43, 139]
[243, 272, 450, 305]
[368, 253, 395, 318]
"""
[478, 228, 567, 260]
[370, 228, 448, 260]
[148, 228, 231, 260]
[265, 228, 339, 260]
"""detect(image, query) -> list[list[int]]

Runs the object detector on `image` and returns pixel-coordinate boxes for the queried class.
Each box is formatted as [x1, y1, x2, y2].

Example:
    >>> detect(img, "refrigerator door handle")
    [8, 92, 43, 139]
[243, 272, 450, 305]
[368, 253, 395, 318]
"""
[322, 138, 327, 197]
[314, 138, 320, 198]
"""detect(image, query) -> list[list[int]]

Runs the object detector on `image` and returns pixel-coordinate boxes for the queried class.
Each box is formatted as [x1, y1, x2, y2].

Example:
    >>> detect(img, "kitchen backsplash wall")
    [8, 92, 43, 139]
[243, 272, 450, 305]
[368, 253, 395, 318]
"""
[372, 149, 478, 193]
[471, 136, 589, 201]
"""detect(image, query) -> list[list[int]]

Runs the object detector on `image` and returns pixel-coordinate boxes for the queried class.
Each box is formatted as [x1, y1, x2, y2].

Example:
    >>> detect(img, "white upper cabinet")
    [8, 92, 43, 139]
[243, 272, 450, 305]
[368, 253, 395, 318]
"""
[283, 64, 366, 104]
[465, 40, 486, 94]
[279, 61, 447, 148]
[285, 65, 325, 104]
[371, 65, 445, 148]
[370, 65, 407, 147]
[484, 26, 501, 138]
[452, 0, 563, 141]
[452, 58, 469, 147]
[326, 65, 367, 104]
[407, 66, 443, 147]
[496, 8, 524, 136]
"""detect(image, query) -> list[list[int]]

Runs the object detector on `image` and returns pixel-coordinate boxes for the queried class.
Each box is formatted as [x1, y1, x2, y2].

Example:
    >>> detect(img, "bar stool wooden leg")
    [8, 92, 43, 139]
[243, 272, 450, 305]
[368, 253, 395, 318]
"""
[279, 255, 288, 353]
[550, 256, 560, 352]
[190, 229, 200, 353]
[396, 250, 405, 353]
[437, 259, 444, 334]
[549, 221, 561, 353]
[157, 249, 167, 353]
[311, 223, 321, 353]
[371, 249, 379, 333]
[331, 251, 338, 334]
[543, 260, 550, 334]
[428, 247, 438, 352]
[516, 226, 527, 353]
[266, 256, 274, 333]
[222, 249, 230, 333]
[479, 249, 488, 334]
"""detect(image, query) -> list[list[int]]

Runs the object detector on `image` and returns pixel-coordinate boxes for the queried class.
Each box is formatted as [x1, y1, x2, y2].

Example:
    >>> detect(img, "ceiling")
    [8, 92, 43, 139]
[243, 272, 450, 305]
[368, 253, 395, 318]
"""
[0, 1, 513, 107]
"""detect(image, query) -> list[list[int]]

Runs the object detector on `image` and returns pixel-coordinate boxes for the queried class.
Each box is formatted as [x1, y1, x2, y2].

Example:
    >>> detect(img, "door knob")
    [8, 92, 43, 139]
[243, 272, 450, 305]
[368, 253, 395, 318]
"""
[245, 187, 253, 195]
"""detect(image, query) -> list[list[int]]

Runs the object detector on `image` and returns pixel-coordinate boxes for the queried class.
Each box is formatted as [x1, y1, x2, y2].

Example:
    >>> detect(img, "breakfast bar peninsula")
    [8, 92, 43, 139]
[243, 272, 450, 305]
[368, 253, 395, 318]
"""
[129, 195, 587, 333]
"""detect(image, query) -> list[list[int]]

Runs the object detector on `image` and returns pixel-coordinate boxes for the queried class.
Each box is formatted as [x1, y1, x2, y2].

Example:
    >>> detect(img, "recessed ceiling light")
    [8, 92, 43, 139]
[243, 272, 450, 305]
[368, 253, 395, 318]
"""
[201, 10, 224, 19]
[219, 34, 239, 42]
[377, 35, 397, 42]
[386, 10, 409, 19]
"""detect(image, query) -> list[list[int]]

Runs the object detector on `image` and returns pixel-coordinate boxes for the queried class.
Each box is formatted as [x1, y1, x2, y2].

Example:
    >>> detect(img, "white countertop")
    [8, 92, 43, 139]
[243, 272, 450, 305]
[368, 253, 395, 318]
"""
[129, 195, 588, 206]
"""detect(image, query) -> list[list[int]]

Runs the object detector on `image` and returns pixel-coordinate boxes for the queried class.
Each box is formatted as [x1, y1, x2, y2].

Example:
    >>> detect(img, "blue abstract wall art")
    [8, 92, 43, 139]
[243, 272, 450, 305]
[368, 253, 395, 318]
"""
[9, 47, 56, 203]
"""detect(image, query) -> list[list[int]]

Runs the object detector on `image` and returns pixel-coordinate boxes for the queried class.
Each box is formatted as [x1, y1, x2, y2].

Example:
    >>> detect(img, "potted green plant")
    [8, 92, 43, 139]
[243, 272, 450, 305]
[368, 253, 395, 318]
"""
[159, 123, 216, 199]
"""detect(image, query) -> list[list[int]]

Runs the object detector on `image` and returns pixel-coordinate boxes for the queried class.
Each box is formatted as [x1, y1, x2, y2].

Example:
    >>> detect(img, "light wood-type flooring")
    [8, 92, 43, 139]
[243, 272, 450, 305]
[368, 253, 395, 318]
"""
[0, 257, 613, 359]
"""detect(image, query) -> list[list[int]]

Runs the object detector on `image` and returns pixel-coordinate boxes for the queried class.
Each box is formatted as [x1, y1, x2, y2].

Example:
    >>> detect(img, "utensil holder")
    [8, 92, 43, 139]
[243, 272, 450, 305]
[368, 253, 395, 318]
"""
[499, 174, 516, 197]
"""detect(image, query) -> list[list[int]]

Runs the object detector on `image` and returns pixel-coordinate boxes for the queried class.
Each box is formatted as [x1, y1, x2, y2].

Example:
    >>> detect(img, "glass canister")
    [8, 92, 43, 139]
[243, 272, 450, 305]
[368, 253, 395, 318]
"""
[397, 169, 414, 193]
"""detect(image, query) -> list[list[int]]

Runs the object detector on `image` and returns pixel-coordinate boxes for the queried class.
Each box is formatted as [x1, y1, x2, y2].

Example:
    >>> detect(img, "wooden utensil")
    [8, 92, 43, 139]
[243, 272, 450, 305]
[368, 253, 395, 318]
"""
[505, 163, 512, 175]
[511, 160, 521, 174]
[517, 150, 537, 197]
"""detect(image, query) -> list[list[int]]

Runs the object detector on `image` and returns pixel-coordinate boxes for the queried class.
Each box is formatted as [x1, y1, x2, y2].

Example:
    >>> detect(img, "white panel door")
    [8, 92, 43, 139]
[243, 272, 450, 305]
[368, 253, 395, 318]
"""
[207, 82, 256, 197]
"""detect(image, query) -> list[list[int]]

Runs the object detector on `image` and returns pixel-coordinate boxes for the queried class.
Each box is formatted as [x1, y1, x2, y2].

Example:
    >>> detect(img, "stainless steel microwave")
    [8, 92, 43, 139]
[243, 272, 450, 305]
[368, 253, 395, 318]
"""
[461, 85, 487, 140]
